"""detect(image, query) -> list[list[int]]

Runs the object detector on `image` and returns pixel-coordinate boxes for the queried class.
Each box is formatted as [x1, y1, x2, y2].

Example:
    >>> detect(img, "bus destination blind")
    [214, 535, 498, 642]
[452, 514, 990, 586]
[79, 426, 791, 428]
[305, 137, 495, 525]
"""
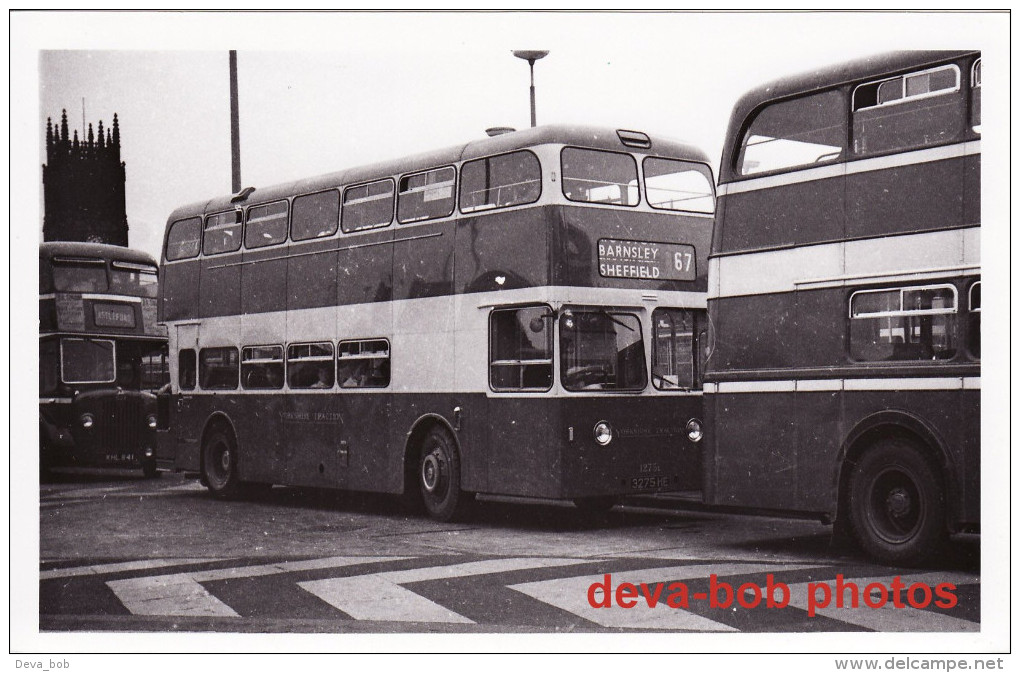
[597, 238, 696, 281]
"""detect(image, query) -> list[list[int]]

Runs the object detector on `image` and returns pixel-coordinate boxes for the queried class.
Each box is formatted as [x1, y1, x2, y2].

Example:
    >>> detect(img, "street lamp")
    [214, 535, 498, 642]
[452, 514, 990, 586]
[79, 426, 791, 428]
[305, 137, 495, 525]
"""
[513, 50, 549, 128]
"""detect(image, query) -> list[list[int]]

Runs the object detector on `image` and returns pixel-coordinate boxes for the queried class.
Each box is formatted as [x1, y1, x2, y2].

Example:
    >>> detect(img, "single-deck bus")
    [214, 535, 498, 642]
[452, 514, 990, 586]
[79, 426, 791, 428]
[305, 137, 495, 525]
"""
[158, 125, 714, 519]
[705, 51, 980, 564]
[40, 241, 170, 477]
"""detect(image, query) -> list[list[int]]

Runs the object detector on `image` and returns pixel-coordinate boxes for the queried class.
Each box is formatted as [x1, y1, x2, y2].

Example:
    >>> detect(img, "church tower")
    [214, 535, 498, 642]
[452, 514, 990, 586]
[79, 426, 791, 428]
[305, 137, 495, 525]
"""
[42, 110, 129, 246]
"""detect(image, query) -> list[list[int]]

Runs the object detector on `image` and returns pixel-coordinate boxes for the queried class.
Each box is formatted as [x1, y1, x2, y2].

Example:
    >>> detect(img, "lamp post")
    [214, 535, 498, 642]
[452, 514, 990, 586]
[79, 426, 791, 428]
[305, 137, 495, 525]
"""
[512, 50, 549, 128]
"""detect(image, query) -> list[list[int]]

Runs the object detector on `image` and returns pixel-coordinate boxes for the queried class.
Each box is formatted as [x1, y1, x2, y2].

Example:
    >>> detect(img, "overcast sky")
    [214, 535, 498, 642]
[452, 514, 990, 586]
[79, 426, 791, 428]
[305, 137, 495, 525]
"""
[15, 11, 1006, 260]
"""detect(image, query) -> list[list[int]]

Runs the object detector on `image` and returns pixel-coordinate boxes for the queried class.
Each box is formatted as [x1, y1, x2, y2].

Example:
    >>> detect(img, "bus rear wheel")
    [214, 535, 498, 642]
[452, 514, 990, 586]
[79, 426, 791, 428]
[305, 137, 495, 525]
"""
[202, 427, 243, 499]
[418, 426, 470, 522]
[847, 438, 946, 566]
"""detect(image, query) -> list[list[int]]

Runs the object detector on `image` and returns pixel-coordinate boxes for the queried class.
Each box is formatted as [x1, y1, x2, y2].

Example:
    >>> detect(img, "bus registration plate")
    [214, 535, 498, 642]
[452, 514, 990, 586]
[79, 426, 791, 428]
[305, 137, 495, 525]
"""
[598, 239, 696, 281]
[630, 476, 670, 490]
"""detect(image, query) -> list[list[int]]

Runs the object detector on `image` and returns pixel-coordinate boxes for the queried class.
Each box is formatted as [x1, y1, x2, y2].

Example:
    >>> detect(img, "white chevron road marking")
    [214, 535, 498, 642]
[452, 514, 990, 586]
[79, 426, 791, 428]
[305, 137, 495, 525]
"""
[41, 558, 223, 580]
[107, 556, 406, 617]
[511, 562, 824, 631]
[299, 557, 588, 623]
[783, 571, 980, 632]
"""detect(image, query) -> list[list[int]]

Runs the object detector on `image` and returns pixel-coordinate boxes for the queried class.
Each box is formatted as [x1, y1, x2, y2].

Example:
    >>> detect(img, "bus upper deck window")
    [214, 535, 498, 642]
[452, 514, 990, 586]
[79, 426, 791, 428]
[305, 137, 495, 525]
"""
[852, 64, 964, 156]
[343, 180, 394, 233]
[561, 148, 639, 206]
[738, 89, 846, 176]
[245, 201, 289, 249]
[643, 158, 715, 214]
[203, 211, 243, 255]
[460, 151, 542, 213]
[166, 217, 202, 261]
[52, 258, 108, 293]
[971, 59, 981, 133]
[397, 168, 456, 224]
[293, 189, 340, 240]
[111, 261, 158, 297]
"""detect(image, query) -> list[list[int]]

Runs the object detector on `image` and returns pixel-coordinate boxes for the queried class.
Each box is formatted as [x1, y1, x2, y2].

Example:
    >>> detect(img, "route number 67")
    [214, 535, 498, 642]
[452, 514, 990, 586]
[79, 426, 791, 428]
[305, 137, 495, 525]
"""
[674, 251, 693, 272]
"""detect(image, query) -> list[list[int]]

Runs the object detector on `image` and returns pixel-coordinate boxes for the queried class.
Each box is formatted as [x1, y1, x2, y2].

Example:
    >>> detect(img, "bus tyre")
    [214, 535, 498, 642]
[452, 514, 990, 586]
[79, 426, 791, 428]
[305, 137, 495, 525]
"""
[847, 439, 947, 566]
[418, 427, 470, 522]
[202, 428, 243, 499]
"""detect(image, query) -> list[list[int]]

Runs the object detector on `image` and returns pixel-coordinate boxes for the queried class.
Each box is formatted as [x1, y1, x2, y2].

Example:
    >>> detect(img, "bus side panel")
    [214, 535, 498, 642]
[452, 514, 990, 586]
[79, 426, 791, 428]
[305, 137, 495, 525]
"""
[793, 390, 844, 513]
[200, 253, 242, 318]
[709, 293, 797, 372]
[703, 391, 798, 510]
[280, 392, 346, 489]
[161, 259, 200, 322]
[335, 392, 390, 493]
[847, 158, 964, 240]
[288, 238, 338, 311]
[486, 397, 562, 498]
[963, 153, 980, 226]
[716, 176, 845, 254]
[337, 229, 393, 306]
[793, 288, 846, 369]
[393, 220, 455, 300]
[455, 208, 552, 293]
[560, 396, 702, 498]
[232, 393, 286, 484]
[242, 249, 289, 315]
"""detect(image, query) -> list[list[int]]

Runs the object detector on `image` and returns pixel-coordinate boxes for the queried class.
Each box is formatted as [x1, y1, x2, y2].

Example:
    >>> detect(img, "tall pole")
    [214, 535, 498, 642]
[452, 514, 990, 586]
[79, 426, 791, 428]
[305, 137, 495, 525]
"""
[513, 50, 549, 128]
[229, 50, 241, 193]
[528, 61, 537, 128]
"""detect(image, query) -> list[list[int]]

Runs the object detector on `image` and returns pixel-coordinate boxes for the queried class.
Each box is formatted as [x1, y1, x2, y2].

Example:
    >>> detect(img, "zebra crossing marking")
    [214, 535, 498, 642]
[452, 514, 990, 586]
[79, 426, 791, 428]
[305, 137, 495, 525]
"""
[781, 571, 980, 632]
[40, 558, 223, 580]
[510, 562, 823, 631]
[107, 556, 407, 617]
[40, 553, 981, 631]
[299, 557, 588, 623]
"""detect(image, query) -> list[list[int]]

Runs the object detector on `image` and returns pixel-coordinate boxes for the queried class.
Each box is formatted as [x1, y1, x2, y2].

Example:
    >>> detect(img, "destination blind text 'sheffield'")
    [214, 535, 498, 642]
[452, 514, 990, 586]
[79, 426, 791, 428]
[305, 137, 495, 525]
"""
[597, 238, 696, 281]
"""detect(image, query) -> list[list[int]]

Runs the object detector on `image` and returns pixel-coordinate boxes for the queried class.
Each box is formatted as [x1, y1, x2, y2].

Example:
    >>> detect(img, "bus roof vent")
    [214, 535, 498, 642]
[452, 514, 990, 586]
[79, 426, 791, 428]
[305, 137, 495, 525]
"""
[231, 186, 256, 203]
[617, 129, 651, 149]
[485, 127, 516, 137]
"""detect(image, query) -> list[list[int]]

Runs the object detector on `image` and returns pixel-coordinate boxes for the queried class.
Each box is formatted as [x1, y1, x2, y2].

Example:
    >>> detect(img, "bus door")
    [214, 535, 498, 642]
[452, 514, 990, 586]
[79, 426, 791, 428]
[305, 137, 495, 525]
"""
[172, 323, 201, 470]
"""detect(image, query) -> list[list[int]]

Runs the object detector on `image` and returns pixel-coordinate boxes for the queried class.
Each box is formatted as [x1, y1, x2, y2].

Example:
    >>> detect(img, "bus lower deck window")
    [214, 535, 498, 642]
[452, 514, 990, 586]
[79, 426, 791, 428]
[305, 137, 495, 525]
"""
[489, 306, 553, 391]
[849, 285, 958, 362]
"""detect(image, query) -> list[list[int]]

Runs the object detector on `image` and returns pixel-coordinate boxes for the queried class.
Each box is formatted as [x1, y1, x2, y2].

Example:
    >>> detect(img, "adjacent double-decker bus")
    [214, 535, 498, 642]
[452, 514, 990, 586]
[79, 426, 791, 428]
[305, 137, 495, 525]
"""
[705, 51, 980, 563]
[158, 125, 714, 519]
[39, 241, 170, 477]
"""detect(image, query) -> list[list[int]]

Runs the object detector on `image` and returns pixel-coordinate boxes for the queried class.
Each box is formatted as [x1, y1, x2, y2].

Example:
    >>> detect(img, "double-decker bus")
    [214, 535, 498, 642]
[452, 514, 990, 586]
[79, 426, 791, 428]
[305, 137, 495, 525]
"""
[705, 51, 980, 564]
[39, 241, 170, 478]
[158, 125, 714, 519]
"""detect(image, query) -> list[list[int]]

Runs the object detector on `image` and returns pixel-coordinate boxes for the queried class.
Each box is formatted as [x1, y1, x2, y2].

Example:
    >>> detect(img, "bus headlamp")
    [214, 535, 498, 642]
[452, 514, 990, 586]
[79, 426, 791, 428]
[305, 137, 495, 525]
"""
[146, 414, 158, 429]
[80, 413, 95, 429]
[594, 421, 613, 446]
[686, 418, 704, 443]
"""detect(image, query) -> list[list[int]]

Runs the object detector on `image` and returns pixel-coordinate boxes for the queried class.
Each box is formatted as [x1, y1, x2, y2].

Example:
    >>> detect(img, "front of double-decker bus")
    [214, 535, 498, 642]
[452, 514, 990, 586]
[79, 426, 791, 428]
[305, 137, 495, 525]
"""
[39, 243, 168, 477]
[468, 127, 714, 508]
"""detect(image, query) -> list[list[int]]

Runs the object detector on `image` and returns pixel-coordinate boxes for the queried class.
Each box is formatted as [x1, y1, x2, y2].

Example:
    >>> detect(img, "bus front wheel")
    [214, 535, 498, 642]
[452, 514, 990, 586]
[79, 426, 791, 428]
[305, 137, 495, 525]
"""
[847, 438, 947, 566]
[202, 427, 242, 499]
[418, 427, 471, 522]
